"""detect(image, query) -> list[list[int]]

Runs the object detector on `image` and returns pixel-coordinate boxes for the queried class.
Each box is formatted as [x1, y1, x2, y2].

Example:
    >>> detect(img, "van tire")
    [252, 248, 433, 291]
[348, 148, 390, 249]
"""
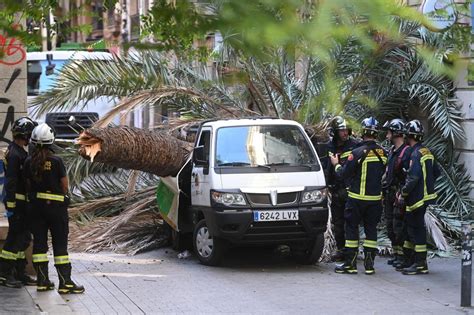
[193, 219, 226, 266]
[294, 233, 325, 265]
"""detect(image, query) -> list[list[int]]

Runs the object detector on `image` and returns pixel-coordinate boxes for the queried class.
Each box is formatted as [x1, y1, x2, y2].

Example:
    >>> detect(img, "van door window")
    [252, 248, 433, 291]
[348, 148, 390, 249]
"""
[198, 130, 211, 163]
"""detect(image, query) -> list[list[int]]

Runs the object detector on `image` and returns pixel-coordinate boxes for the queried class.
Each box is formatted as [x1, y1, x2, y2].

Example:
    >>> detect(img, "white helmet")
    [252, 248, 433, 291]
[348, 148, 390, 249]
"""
[31, 123, 55, 145]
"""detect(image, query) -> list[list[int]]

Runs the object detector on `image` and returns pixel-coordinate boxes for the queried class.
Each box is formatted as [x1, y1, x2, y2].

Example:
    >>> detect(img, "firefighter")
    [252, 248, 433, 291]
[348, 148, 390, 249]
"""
[398, 120, 439, 275]
[326, 116, 359, 262]
[23, 123, 84, 293]
[381, 119, 412, 268]
[0, 117, 37, 288]
[331, 117, 387, 274]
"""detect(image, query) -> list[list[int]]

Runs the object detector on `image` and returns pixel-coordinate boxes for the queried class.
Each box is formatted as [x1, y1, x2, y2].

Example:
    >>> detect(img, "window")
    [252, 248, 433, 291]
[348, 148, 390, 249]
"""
[198, 130, 211, 163]
[215, 125, 317, 167]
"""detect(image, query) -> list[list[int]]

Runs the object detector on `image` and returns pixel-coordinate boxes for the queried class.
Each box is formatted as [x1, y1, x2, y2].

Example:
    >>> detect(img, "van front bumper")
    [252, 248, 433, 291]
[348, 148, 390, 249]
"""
[201, 206, 328, 244]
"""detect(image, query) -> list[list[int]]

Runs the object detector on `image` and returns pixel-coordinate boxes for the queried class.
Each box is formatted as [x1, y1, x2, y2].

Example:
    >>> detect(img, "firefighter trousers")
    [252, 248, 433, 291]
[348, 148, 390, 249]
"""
[383, 187, 405, 254]
[30, 201, 70, 265]
[329, 186, 348, 251]
[344, 197, 382, 252]
[404, 205, 427, 254]
[1, 201, 32, 260]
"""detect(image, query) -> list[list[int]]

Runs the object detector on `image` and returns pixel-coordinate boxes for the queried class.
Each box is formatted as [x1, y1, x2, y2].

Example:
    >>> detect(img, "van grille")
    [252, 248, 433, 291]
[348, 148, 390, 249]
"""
[246, 192, 298, 206]
[46, 112, 98, 139]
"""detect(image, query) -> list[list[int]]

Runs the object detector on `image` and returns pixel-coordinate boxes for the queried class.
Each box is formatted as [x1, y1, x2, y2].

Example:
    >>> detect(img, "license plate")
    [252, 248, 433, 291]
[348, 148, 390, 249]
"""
[253, 210, 299, 222]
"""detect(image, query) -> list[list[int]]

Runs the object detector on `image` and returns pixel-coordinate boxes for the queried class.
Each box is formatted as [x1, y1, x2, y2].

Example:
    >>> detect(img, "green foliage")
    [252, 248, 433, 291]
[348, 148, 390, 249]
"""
[141, 0, 217, 59]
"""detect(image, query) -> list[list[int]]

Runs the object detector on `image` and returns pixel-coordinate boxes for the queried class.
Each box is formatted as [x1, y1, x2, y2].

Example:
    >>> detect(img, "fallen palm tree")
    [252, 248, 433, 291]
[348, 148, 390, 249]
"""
[77, 127, 194, 177]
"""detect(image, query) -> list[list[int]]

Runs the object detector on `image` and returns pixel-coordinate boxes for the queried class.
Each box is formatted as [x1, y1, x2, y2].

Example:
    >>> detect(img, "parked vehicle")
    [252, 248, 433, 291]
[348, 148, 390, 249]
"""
[27, 51, 118, 138]
[168, 118, 328, 266]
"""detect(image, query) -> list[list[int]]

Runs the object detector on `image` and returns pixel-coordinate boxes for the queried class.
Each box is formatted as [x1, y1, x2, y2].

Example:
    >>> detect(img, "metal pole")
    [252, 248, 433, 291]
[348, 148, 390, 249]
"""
[461, 222, 472, 307]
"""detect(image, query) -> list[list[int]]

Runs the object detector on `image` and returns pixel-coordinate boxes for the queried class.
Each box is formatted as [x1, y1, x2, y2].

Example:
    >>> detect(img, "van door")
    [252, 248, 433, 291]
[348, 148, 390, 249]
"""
[191, 127, 212, 207]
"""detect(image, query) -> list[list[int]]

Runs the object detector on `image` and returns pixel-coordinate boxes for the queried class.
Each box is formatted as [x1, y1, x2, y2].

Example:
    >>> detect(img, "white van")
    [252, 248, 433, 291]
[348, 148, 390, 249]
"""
[173, 118, 329, 266]
[27, 51, 118, 138]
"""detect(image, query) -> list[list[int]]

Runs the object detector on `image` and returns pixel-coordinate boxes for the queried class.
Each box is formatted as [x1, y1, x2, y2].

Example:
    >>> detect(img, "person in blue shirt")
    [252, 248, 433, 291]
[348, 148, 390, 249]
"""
[331, 117, 387, 274]
[398, 120, 440, 275]
[381, 119, 412, 269]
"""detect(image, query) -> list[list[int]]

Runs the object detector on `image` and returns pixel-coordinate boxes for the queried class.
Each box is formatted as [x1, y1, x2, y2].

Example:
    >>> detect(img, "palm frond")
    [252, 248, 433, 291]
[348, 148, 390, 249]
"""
[435, 155, 473, 217]
[425, 208, 450, 251]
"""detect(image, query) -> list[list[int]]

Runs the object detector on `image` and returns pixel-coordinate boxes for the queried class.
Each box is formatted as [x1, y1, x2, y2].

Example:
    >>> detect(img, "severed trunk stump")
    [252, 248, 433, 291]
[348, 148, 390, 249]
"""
[77, 127, 194, 177]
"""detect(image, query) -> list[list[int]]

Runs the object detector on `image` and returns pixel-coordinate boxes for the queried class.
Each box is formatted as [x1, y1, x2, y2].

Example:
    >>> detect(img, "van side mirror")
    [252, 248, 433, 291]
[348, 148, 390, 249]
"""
[193, 146, 208, 166]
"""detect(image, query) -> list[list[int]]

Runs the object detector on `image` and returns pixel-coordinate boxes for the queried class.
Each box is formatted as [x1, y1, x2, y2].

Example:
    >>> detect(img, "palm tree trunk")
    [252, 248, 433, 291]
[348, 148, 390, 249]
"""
[77, 127, 194, 177]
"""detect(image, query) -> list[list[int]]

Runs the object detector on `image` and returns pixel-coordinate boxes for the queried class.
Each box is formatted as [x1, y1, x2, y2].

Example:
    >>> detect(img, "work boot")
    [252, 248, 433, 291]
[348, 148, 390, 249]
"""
[15, 259, 36, 286]
[391, 254, 405, 268]
[34, 262, 55, 292]
[402, 252, 429, 275]
[395, 247, 414, 271]
[56, 264, 84, 294]
[335, 250, 358, 274]
[0, 260, 22, 288]
[330, 249, 345, 263]
[387, 255, 397, 265]
[363, 250, 376, 275]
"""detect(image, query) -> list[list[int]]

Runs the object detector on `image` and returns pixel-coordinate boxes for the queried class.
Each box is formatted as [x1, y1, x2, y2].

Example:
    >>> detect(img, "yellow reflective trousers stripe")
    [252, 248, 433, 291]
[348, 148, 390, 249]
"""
[0, 250, 17, 260]
[6, 201, 16, 208]
[415, 245, 427, 252]
[403, 241, 414, 249]
[32, 253, 49, 263]
[16, 251, 26, 259]
[36, 192, 65, 202]
[363, 240, 377, 249]
[345, 240, 359, 248]
[15, 193, 26, 201]
[54, 255, 70, 265]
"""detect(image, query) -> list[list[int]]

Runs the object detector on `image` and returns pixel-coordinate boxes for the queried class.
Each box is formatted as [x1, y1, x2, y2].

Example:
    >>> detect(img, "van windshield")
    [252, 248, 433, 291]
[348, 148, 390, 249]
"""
[215, 125, 318, 168]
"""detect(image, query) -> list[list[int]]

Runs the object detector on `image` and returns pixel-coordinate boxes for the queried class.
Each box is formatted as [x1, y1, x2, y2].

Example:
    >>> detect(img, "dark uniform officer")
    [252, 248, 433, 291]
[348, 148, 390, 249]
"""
[23, 123, 84, 293]
[398, 120, 439, 275]
[0, 117, 37, 288]
[331, 117, 387, 274]
[381, 119, 412, 268]
[326, 116, 358, 261]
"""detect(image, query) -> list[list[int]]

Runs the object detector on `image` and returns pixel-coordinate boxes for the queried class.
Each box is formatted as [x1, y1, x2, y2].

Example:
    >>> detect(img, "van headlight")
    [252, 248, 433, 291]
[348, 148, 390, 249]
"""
[302, 189, 327, 204]
[211, 191, 247, 206]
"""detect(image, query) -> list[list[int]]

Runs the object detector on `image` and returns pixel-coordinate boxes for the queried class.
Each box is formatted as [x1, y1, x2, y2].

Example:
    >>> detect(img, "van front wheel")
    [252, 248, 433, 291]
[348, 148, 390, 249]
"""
[193, 219, 226, 266]
[294, 233, 325, 265]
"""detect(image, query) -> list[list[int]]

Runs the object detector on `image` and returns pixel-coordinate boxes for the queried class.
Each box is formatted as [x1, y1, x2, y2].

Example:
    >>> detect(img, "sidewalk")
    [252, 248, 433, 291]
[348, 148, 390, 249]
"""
[2, 247, 473, 314]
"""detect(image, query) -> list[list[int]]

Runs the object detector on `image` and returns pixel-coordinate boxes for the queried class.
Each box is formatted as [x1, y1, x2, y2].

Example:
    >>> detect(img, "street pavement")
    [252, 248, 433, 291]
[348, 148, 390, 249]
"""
[1, 247, 473, 314]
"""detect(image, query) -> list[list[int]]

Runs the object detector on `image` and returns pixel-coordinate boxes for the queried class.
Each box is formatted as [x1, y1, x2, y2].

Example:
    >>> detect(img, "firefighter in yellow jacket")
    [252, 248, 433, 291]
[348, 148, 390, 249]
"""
[398, 120, 440, 275]
[23, 123, 84, 293]
[331, 117, 387, 274]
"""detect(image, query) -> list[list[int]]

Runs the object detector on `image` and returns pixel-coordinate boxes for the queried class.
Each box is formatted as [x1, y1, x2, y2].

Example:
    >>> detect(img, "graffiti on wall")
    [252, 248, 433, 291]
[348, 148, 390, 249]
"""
[0, 106, 15, 144]
[1, 34, 24, 145]
[0, 34, 26, 66]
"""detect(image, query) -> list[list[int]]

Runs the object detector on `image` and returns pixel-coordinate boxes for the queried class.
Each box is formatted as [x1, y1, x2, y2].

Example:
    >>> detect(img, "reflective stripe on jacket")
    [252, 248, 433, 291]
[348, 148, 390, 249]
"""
[335, 140, 387, 201]
[401, 143, 440, 211]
